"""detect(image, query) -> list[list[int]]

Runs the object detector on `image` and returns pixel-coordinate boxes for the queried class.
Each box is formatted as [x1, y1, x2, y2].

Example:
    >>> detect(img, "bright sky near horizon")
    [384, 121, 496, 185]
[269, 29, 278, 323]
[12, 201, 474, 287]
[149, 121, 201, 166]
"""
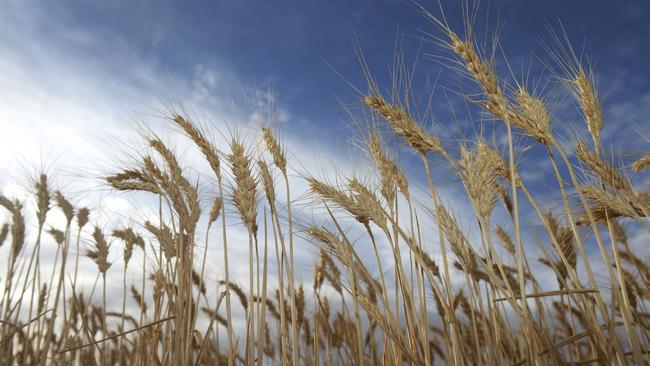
[1, 0, 649, 313]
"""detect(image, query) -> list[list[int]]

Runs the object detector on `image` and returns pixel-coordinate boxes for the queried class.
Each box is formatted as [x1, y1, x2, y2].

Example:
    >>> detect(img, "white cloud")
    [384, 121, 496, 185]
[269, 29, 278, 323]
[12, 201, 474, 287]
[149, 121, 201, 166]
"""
[6, 0, 642, 346]
[0, 0, 377, 335]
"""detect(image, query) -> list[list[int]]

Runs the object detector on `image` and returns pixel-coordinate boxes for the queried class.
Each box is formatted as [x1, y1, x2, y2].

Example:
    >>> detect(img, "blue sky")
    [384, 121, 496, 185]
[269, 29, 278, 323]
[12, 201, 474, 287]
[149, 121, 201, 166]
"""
[1, 0, 649, 307]
[71, 0, 649, 126]
[2, 0, 649, 146]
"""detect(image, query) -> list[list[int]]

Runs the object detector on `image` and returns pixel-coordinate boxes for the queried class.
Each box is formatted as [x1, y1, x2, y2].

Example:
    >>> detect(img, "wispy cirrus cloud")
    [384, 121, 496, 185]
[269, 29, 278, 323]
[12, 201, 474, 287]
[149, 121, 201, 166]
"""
[0, 0, 377, 318]
[1, 0, 648, 336]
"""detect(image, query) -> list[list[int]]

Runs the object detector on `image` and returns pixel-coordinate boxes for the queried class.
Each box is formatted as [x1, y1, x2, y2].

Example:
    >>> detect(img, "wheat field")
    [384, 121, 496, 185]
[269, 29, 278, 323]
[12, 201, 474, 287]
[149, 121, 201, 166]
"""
[1, 4, 649, 366]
